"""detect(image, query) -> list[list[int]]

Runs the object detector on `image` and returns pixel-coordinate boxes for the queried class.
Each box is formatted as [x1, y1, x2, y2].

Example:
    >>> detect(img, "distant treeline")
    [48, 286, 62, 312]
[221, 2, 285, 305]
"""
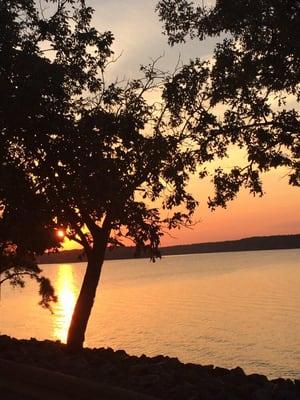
[38, 234, 300, 264]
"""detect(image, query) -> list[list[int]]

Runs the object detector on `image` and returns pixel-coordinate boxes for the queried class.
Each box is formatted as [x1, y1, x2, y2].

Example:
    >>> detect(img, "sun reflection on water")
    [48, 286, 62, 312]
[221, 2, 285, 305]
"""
[53, 265, 77, 343]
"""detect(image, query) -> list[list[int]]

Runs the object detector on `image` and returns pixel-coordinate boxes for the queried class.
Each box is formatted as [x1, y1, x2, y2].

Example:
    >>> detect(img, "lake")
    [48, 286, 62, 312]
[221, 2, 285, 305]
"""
[1, 249, 299, 379]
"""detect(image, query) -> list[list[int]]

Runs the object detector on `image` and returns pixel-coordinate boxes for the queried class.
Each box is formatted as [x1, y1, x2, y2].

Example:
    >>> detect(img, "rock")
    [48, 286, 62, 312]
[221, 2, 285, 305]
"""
[1, 335, 298, 400]
[230, 366, 245, 376]
[234, 383, 260, 400]
[248, 373, 269, 386]
[271, 378, 295, 391]
[214, 390, 240, 400]
[252, 386, 273, 400]
[294, 379, 300, 393]
[113, 349, 130, 364]
[130, 363, 151, 376]
[272, 390, 299, 400]
[168, 382, 197, 400]
[214, 366, 230, 377]
[271, 379, 298, 400]
[196, 376, 224, 397]
[184, 367, 201, 384]
[151, 354, 166, 363]
[200, 365, 215, 375]
[139, 373, 160, 387]
[224, 366, 247, 386]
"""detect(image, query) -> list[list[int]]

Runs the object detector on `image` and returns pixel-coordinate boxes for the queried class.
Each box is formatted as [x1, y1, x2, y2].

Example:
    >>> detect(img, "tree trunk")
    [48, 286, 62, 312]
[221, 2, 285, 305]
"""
[66, 232, 109, 351]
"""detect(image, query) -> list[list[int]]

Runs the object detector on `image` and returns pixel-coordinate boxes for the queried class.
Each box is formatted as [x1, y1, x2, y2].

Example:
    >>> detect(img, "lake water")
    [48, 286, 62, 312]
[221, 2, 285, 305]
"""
[1, 249, 299, 379]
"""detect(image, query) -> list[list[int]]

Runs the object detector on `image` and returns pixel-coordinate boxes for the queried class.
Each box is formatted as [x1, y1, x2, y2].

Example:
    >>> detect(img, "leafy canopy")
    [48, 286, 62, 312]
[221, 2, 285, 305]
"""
[0, 0, 198, 278]
[2, 0, 299, 313]
[3, 0, 299, 290]
[157, 0, 300, 207]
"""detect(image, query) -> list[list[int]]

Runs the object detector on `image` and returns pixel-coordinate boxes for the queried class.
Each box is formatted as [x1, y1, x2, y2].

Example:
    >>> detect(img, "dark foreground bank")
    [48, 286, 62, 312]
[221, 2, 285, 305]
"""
[0, 336, 299, 400]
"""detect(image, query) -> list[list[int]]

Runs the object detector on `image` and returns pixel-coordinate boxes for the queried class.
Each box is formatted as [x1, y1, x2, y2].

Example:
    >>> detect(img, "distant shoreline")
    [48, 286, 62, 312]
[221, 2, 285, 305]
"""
[38, 233, 300, 264]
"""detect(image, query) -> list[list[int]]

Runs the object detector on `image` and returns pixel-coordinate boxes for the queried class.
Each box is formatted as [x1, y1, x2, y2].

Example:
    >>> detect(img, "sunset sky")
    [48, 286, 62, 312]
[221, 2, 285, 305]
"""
[64, 0, 300, 248]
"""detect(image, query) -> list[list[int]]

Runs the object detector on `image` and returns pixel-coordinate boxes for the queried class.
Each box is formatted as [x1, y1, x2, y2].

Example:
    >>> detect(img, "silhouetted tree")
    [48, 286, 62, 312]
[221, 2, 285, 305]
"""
[157, 0, 300, 207]
[0, 167, 59, 309]
[1, 1, 197, 350]
[0, 241, 57, 310]
[5, 0, 298, 351]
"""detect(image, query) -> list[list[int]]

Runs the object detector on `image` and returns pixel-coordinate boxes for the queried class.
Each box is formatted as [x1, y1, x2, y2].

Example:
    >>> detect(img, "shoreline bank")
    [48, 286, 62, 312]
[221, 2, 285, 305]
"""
[37, 234, 300, 264]
[0, 336, 299, 399]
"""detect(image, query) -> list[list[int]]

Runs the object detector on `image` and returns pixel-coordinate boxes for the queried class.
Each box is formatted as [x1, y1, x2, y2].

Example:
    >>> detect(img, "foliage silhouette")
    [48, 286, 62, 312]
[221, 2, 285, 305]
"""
[0, 164, 59, 309]
[1, 0, 197, 350]
[157, 0, 300, 207]
[3, 0, 299, 351]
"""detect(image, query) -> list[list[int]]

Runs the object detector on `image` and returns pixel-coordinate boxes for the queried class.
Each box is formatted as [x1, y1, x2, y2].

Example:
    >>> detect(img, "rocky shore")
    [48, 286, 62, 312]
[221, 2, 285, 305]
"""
[0, 335, 299, 399]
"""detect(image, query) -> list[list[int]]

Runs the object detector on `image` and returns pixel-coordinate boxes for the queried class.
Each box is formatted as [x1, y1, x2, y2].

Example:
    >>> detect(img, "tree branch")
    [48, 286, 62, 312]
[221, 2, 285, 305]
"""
[0, 271, 38, 285]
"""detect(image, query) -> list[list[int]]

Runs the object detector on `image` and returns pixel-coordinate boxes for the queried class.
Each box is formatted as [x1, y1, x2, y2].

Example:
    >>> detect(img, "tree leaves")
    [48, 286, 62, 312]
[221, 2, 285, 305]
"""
[157, 0, 300, 207]
[1, 0, 199, 269]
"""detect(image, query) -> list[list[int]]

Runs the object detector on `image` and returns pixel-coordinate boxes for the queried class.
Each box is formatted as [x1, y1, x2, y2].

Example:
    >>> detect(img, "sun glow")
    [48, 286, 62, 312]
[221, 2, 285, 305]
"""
[56, 229, 65, 240]
[53, 265, 77, 343]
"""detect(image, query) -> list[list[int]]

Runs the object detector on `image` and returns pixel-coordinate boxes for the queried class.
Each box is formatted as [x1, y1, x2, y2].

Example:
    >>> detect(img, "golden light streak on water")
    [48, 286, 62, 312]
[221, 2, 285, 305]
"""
[53, 265, 77, 343]
[1, 250, 299, 378]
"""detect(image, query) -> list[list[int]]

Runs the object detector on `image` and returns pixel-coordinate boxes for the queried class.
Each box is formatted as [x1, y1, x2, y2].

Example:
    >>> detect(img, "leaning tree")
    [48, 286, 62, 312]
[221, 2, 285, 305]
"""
[2, 0, 299, 351]
[157, 0, 300, 207]
[1, 0, 198, 350]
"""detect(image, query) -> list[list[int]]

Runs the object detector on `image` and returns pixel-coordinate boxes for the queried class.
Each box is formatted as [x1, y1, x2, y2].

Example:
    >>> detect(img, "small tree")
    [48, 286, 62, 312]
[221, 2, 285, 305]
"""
[1, 1, 197, 350]
[157, 0, 300, 206]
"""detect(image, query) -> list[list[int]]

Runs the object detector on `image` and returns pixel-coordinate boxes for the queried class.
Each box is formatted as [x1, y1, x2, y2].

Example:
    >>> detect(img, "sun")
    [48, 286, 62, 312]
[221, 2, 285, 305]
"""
[56, 229, 65, 240]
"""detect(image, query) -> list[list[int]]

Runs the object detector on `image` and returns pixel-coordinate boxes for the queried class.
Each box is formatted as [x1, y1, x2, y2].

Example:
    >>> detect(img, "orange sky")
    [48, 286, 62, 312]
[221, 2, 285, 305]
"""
[166, 170, 300, 246]
[61, 166, 300, 250]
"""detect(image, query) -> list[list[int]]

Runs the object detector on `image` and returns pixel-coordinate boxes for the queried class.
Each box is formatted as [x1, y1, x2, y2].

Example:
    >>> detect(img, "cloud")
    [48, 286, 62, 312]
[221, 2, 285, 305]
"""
[89, 0, 217, 80]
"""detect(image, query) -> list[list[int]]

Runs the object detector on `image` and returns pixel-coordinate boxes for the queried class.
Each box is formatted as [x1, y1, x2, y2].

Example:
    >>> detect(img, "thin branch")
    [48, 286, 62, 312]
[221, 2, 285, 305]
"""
[0, 271, 38, 285]
[66, 234, 84, 247]
[73, 225, 92, 254]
